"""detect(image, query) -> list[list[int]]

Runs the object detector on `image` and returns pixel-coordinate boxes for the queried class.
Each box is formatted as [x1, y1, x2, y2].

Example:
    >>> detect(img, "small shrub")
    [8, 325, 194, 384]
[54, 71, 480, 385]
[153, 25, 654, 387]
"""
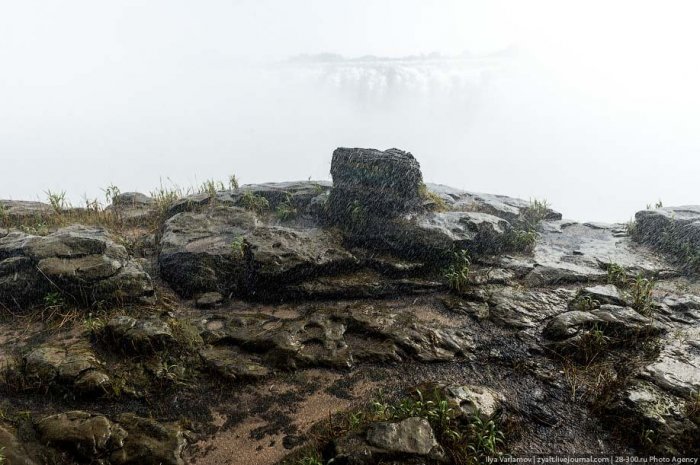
[630, 274, 655, 316]
[444, 250, 471, 294]
[43, 292, 65, 309]
[230, 236, 246, 259]
[518, 198, 550, 233]
[503, 229, 538, 253]
[103, 184, 121, 205]
[276, 194, 298, 221]
[239, 191, 270, 214]
[151, 181, 187, 221]
[199, 179, 225, 198]
[229, 174, 239, 190]
[606, 263, 628, 287]
[46, 190, 68, 213]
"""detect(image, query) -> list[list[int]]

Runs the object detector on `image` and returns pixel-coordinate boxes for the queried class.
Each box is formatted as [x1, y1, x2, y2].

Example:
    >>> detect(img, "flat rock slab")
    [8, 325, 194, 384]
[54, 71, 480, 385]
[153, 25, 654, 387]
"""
[0, 225, 153, 307]
[0, 199, 54, 221]
[426, 184, 561, 222]
[159, 205, 356, 298]
[519, 222, 673, 286]
[196, 305, 473, 371]
[640, 326, 700, 398]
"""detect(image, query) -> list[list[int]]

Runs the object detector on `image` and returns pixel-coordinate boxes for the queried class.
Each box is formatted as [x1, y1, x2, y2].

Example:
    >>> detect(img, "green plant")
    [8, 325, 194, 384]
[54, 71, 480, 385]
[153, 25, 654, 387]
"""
[606, 263, 628, 287]
[276, 194, 298, 221]
[465, 412, 505, 459]
[229, 174, 239, 190]
[239, 191, 270, 214]
[46, 190, 68, 213]
[296, 455, 323, 465]
[503, 229, 538, 252]
[103, 184, 121, 205]
[199, 179, 225, 198]
[444, 250, 471, 294]
[518, 198, 550, 232]
[150, 180, 187, 221]
[0, 446, 5, 464]
[630, 274, 655, 316]
[230, 236, 246, 259]
[577, 324, 609, 363]
[0, 202, 6, 223]
[43, 292, 65, 308]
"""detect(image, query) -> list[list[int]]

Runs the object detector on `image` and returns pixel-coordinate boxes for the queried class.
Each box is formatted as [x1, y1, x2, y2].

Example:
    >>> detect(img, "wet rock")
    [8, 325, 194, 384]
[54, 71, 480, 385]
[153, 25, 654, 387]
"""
[167, 181, 332, 219]
[36, 411, 127, 459]
[281, 270, 443, 300]
[197, 305, 472, 371]
[199, 346, 270, 380]
[159, 205, 355, 298]
[0, 199, 53, 222]
[425, 184, 562, 223]
[576, 284, 628, 307]
[0, 423, 42, 465]
[0, 225, 154, 307]
[441, 384, 504, 418]
[23, 342, 110, 394]
[661, 294, 700, 322]
[612, 381, 699, 456]
[103, 315, 176, 353]
[350, 210, 515, 264]
[487, 287, 575, 329]
[366, 417, 441, 456]
[110, 413, 187, 465]
[35, 411, 186, 465]
[328, 147, 424, 224]
[634, 206, 700, 270]
[520, 222, 672, 286]
[108, 192, 155, 224]
[639, 327, 700, 398]
[544, 305, 667, 356]
[195, 291, 224, 308]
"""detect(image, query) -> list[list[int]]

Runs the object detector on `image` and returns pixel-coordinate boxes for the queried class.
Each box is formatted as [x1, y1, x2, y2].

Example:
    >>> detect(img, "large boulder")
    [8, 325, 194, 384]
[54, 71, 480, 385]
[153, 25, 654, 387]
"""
[634, 206, 700, 271]
[0, 225, 154, 307]
[328, 147, 424, 224]
[159, 206, 356, 298]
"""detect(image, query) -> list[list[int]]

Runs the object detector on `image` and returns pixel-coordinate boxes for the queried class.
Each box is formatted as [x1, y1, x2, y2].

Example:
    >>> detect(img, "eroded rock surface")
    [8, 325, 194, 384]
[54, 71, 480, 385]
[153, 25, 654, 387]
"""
[36, 411, 186, 465]
[0, 225, 154, 307]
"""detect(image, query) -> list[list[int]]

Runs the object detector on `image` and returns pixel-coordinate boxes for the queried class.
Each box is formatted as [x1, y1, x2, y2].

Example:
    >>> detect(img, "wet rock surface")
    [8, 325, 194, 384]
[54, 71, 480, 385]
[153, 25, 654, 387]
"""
[0, 225, 154, 307]
[0, 149, 698, 464]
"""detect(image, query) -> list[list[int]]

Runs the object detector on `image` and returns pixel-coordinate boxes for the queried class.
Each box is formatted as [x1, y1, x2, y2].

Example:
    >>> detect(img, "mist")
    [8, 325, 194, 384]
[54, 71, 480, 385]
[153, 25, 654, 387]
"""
[1, 0, 699, 222]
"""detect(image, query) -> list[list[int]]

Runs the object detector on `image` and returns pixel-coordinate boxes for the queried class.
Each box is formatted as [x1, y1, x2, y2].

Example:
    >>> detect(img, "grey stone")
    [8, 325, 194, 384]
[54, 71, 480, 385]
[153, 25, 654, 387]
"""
[104, 316, 175, 353]
[0, 225, 153, 307]
[328, 147, 424, 223]
[366, 417, 439, 456]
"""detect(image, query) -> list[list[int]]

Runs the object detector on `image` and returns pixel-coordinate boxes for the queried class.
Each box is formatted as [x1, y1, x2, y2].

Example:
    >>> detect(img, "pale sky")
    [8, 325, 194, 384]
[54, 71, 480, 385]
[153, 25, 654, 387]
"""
[1, 1, 699, 222]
